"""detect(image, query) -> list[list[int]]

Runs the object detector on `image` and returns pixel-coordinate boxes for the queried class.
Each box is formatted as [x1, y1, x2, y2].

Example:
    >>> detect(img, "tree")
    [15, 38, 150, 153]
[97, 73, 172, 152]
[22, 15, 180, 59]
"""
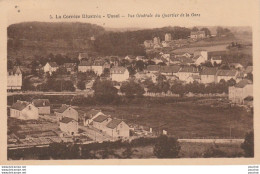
[227, 78, 236, 86]
[191, 27, 199, 32]
[93, 80, 119, 104]
[241, 131, 254, 157]
[153, 135, 181, 158]
[171, 83, 186, 97]
[122, 145, 137, 159]
[246, 73, 253, 82]
[120, 80, 145, 98]
[135, 60, 145, 72]
[77, 81, 86, 90]
[200, 28, 211, 36]
[7, 60, 13, 70]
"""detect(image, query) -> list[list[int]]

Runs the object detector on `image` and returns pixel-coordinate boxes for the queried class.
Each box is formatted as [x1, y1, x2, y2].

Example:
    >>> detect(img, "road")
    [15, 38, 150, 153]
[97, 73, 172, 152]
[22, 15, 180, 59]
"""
[7, 90, 94, 96]
[79, 125, 112, 142]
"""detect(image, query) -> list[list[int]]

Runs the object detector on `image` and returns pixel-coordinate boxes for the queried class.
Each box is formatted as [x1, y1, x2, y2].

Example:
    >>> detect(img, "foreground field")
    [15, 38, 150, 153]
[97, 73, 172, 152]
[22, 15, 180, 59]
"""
[77, 101, 253, 139]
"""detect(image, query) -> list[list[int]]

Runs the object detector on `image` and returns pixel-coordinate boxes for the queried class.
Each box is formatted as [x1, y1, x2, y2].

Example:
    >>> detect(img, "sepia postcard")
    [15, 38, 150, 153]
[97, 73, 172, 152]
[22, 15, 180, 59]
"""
[0, 0, 260, 165]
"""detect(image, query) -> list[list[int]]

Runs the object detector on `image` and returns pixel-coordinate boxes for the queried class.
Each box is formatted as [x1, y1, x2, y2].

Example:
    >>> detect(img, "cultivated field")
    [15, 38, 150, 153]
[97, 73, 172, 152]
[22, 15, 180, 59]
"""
[77, 99, 253, 139]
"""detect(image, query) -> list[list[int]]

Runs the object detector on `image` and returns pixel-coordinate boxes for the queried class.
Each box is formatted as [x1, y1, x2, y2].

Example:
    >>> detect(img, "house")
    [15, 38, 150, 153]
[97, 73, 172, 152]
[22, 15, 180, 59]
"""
[211, 56, 222, 65]
[186, 75, 201, 83]
[245, 66, 253, 75]
[216, 70, 238, 83]
[7, 66, 22, 90]
[230, 63, 244, 70]
[78, 61, 93, 73]
[92, 114, 112, 131]
[43, 62, 59, 74]
[125, 55, 136, 62]
[105, 119, 130, 139]
[178, 66, 199, 82]
[83, 109, 104, 126]
[55, 104, 78, 121]
[78, 52, 89, 61]
[10, 100, 39, 120]
[144, 40, 153, 48]
[146, 65, 160, 73]
[243, 96, 253, 107]
[190, 31, 206, 39]
[136, 56, 145, 61]
[91, 61, 104, 75]
[162, 41, 170, 47]
[64, 63, 76, 73]
[59, 117, 78, 136]
[153, 37, 161, 44]
[110, 66, 129, 82]
[193, 50, 208, 65]
[165, 33, 172, 41]
[200, 67, 218, 84]
[229, 79, 253, 104]
[32, 99, 51, 115]
[160, 65, 180, 76]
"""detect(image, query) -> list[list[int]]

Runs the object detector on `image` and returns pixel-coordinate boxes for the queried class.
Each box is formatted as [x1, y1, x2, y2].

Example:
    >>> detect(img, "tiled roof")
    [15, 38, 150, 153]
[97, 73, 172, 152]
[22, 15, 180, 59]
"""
[78, 61, 92, 66]
[147, 65, 160, 72]
[60, 117, 75, 123]
[160, 65, 180, 73]
[93, 114, 109, 123]
[86, 109, 101, 118]
[56, 104, 70, 113]
[106, 119, 123, 129]
[32, 99, 50, 107]
[48, 62, 58, 67]
[64, 63, 76, 68]
[8, 66, 22, 75]
[179, 66, 198, 73]
[235, 79, 252, 88]
[11, 101, 30, 111]
[211, 56, 222, 60]
[110, 66, 127, 74]
[217, 70, 237, 76]
[245, 66, 253, 74]
[200, 67, 218, 75]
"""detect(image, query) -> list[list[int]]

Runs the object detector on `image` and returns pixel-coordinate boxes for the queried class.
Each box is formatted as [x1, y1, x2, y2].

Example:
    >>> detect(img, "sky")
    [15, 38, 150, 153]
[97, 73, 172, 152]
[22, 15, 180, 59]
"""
[1, 0, 258, 28]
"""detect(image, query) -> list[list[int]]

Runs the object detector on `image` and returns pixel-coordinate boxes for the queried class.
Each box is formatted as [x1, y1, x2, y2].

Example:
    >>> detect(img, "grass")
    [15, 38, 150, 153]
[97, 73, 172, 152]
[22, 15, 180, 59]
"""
[77, 101, 253, 139]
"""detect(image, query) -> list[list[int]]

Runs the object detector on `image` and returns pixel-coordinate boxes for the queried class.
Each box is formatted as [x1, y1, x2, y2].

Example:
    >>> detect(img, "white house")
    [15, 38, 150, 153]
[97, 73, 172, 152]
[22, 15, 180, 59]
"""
[7, 66, 22, 90]
[216, 70, 238, 83]
[105, 119, 130, 139]
[229, 79, 253, 104]
[32, 99, 51, 115]
[55, 104, 78, 121]
[211, 56, 222, 65]
[193, 50, 208, 65]
[59, 117, 78, 136]
[78, 61, 93, 73]
[200, 67, 218, 84]
[10, 100, 39, 120]
[160, 65, 181, 76]
[83, 109, 104, 126]
[177, 66, 199, 82]
[110, 66, 129, 82]
[43, 62, 59, 74]
[190, 31, 206, 39]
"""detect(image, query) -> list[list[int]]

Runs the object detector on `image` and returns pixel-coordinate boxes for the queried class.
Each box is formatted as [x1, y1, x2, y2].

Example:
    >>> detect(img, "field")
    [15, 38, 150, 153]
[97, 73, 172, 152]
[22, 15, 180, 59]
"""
[77, 100, 253, 139]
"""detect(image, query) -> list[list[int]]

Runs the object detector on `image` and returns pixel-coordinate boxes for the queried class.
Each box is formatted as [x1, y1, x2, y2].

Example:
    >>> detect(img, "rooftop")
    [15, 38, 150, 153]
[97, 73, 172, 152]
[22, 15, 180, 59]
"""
[32, 99, 50, 107]
[106, 119, 123, 129]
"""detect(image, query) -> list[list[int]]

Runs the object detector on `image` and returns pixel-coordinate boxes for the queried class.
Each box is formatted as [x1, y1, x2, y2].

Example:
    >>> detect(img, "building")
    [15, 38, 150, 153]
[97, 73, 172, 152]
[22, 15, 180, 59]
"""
[200, 67, 218, 84]
[105, 119, 130, 139]
[190, 31, 206, 39]
[78, 61, 93, 73]
[55, 104, 78, 121]
[229, 79, 253, 104]
[84, 109, 104, 126]
[178, 66, 199, 82]
[160, 65, 181, 76]
[153, 37, 161, 45]
[92, 114, 112, 131]
[144, 40, 153, 48]
[110, 66, 129, 82]
[211, 56, 222, 65]
[59, 117, 78, 136]
[216, 70, 238, 83]
[64, 63, 76, 73]
[43, 62, 59, 74]
[146, 65, 161, 73]
[32, 99, 51, 115]
[7, 66, 22, 90]
[245, 66, 253, 74]
[230, 63, 244, 70]
[10, 100, 39, 120]
[78, 52, 89, 61]
[165, 33, 172, 41]
[193, 50, 208, 65]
